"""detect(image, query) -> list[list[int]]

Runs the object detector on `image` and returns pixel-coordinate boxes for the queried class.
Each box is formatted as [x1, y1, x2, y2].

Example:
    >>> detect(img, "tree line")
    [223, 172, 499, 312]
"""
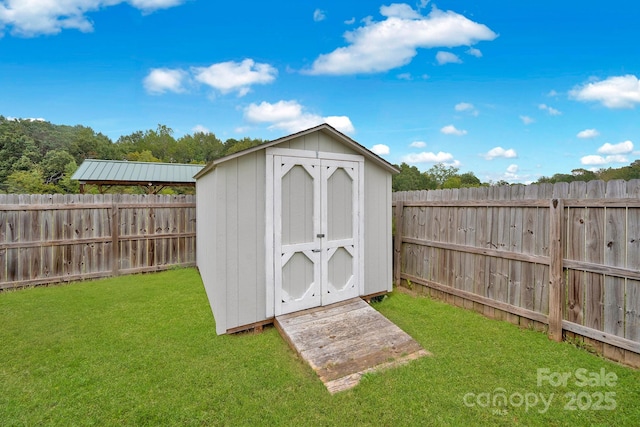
[1, 116, 638, 194]
[0, 117, 264, 194]
[391, 160, 640, 192]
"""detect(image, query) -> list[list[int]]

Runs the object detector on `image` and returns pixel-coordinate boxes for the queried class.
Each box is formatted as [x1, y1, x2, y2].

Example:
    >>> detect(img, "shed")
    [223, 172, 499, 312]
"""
[195, 124, 399, 334]
[72, 159, 204, 193]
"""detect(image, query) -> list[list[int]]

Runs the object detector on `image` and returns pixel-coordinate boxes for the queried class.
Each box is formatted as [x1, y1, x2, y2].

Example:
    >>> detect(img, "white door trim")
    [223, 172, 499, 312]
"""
[266, 148, 364, 317]
[272, 155, 321, 316]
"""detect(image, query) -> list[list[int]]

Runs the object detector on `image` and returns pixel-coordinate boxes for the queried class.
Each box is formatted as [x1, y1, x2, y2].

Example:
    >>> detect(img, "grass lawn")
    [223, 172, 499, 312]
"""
[1, 268, 639, 426]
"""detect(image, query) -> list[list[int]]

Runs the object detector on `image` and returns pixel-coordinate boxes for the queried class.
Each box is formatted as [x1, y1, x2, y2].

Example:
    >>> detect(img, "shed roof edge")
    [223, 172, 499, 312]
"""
[194, 123, 400, 179]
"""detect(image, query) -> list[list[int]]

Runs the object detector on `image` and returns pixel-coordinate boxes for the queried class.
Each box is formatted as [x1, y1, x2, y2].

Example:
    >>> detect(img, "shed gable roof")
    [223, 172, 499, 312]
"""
[194, 123, 400, 179]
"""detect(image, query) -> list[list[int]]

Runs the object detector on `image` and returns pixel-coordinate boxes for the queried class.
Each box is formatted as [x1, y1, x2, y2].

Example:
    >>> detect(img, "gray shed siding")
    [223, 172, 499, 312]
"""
[197, 128, 394, 334]
[197, 151, 267, 335]
[363, 161, 393, 295]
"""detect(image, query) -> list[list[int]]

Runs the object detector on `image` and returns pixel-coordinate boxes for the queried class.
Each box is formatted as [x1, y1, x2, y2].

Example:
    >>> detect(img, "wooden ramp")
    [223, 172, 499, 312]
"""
[275, 298, 430, 393]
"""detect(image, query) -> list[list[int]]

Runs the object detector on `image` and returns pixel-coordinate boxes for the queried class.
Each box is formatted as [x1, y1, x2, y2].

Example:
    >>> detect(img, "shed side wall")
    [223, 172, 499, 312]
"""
[196, 169, 227, 334]
[208, 152, 266, 333]
[363, 161, 394, 294]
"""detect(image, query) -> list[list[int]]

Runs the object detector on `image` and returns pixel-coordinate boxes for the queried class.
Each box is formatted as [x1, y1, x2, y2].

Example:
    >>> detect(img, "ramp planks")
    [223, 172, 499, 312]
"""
[275, 298, 430, 393]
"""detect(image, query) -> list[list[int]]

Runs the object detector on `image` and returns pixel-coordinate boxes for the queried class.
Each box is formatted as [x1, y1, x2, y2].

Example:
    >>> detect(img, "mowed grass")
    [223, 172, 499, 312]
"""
[1, 268, 639, 426]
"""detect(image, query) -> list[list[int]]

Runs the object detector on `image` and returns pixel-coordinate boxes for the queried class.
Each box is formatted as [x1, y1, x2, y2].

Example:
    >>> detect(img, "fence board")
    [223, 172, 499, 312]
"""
[0, 194, 196, 290]
[463, 189, 476, 295]
[535, 184, 552, 315]
[604, 180, 626, 339]
[509, 185, 524, 310]
[474, 187, 488, 299]
[521, 184, 538, 311]
[566, 181, 587, 325]
[495, 186, 510, 304]
[626, 180, 640, 342]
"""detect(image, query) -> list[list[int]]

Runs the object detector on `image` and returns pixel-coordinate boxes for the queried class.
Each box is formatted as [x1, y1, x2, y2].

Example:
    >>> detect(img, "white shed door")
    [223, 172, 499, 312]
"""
[273, 154, 361, 315]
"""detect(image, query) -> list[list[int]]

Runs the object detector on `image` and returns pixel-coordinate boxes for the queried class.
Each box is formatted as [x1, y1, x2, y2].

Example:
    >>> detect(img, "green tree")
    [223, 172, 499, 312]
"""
[459, 172, 482, 187]
[0, 133, 41, 181]
[442, 176, 462, 189]
[69, 127, 118, 162]
[426, 163, 459, 188]
[224, 137, 265, 156]
[5, 169, 52, 193]
[392, 163, 431, 191]
[185, 132, 225, 162]
[41, 150, 77, 184]
[57, 161, 80, 193]
[126, 150, 161, 162]
[571, 168, 599, 182]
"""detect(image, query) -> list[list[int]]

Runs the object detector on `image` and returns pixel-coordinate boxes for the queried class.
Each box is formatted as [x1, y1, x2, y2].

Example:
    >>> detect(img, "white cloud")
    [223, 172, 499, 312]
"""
[129, 0, 183, 9]
[502, 164, 520, 181]
[361, 15, 374, 25]
[577, 129, 599, 139]
[313, 9, 326, 22]
[192, 59, 277, 97]
[192, 124, 210, 134]
[538, 103, 561, 116]
[379, 3, 421, 19]
[6, 116, 45, 122]
[143, 68, 188, 94]
[455, 102, 473, 112]
[243, 100, 355, 134]
[440, 124, 467, 136]
[579, 140, 633, 166]
[402, 151, 458, 165]
[397, 72, 412, 80]
[305, 6, 496, 75]
[466, 47, 482, 57]
[0, 0, 185, 37]
[570, 75, 640, 109]
[548, 90, 559, 97]
[580, 154, 628, 166]
[436, 51, 462, 65]
[371, 144, 390, 155]
[484, 146, 517, 160]
[324, 116, 355, 134]
[410, 141, 426, 148]
[454, 102, 478, 116]
[597, 140, 633, 155]
[245, 100, 302, 123]
[144, 59, 277, 97]
[520, 115, 534, 125]
[344, 17, 355, 25]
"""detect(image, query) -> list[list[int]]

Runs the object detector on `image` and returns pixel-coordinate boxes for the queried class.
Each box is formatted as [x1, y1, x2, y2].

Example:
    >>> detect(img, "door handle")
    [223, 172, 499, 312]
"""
[317, 234, 325, 238]
[312, 249, 322, 253]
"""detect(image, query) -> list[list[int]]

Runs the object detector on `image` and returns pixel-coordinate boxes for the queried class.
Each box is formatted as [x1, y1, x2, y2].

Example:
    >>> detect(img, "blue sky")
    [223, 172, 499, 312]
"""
[1, 0, 639, 183]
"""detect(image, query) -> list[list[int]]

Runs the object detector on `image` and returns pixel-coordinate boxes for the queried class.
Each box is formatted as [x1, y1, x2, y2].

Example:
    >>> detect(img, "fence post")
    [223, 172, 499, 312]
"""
[111, 197, 120, 276]
[393, 201, 404, 287]
[548, 198, 564, 342]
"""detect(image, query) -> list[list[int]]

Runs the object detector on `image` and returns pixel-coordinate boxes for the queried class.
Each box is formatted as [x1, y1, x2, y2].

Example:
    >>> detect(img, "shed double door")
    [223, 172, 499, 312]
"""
[272, 151, 362, 316]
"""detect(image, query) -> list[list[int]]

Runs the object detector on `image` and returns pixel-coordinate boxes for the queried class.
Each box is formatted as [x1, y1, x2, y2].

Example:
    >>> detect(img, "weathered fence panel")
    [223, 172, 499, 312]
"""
[393, 179, 640, 367]
[0, 194, 196, 290]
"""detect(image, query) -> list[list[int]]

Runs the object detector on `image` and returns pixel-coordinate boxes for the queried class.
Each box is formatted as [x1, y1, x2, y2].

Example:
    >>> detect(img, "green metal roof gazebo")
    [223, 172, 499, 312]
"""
[72, 159, 205, 194]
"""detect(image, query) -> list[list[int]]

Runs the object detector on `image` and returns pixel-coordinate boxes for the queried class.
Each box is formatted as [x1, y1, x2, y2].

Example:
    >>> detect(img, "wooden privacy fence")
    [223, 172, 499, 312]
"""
[393, 179, 640, 367]
[0, 194, 196, 290]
